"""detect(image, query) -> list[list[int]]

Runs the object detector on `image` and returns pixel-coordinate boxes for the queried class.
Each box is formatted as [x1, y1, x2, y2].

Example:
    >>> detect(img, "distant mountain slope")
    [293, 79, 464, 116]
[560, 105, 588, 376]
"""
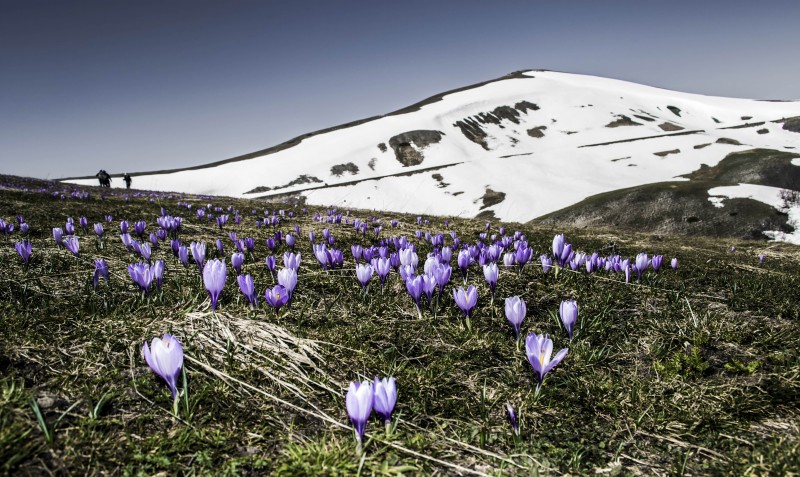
[62, 70, 800, 238]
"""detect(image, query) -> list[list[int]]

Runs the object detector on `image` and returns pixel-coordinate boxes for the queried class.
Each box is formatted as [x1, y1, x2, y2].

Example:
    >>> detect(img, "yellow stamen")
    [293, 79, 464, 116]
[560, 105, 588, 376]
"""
[539, 353, 545, 367]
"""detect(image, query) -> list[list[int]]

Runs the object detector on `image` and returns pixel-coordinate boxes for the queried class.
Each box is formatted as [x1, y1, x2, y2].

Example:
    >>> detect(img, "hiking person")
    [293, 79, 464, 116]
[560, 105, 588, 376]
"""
[123, 173, 132, 189]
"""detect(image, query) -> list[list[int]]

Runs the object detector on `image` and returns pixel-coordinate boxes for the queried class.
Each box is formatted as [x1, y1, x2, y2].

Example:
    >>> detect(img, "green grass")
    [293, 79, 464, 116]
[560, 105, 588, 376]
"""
[0, 175, 799, 475]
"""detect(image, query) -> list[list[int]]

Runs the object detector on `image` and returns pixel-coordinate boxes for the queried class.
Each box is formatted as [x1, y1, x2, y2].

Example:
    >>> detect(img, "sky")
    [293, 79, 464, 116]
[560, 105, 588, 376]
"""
[2, 0, 799, 179]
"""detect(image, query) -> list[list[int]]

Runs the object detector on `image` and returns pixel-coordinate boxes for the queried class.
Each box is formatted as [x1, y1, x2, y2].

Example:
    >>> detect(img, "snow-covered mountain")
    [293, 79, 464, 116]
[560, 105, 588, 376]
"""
[63, 70, 800, 227]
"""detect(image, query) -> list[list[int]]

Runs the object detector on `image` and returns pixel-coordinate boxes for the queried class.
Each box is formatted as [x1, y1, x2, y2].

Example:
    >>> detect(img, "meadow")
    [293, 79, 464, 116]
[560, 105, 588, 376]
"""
[0, 175, 798, 476]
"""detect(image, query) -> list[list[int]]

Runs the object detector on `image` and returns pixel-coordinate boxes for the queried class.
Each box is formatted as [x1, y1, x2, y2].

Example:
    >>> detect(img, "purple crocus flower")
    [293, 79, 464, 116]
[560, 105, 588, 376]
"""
[215, 238, 224, 256]
[346, 380, 373, 450]
[64, 221, 75, 236]
[375, 257, 391, 288]
[142, 333, 184, 401]
[559, 300, 578, 340]
[64, 236, 80, 256]
[503, 252, 515, 268]
[277, 268, 297, 301]
[20, 223, 29, 234]
[651, 255, 663, 271]
[139, 242, 152, 262]
[525, 332, 568, 391]
[355, 263, 373, 289]
[133, 220, 146, 237]
[351, 244, 363, 263]
[237, 274, 258, 308]
[265, 255, 277, 275]
[202, 259, 227, 310]
[283, 252, 301, 270]
[759, 254, 766, 264]
[15, 241, 32, 264]
[93, 258, 109, 288]
[231, 252, 245, 275]
[93, 223, 104, 238]
[79, 216, 88, 231]
[506, 402, 519, 436]
[483, 263, 498, 297]
[514, 245, 533, 271]
[504, 296, 526, 338]
[453, 285, 478, 318]
[634, 253, 650, 281]
[128, 262, 153, 294]
[373, 377, 397, 426]
[457, 249, 470, 282]
[285, 234, 296, 250]
[190, 241, 206, 272]
[52, 227, 64, 247]
[541, 254, 552, 273]
[178, 245, 190, 267]
[264, 284, 289, 312]
[152, 260, 165, 291]
[671, 257, 678, 270]
[405, 275, 424, 315]
[120, 220, 129, 233]
[421, 273, 437, 303]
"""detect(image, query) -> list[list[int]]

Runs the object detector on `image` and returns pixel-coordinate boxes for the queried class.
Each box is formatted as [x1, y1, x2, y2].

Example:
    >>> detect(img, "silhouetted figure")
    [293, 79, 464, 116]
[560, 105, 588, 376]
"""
[96, 170, 112, 187]
[123, 173, 132, 189]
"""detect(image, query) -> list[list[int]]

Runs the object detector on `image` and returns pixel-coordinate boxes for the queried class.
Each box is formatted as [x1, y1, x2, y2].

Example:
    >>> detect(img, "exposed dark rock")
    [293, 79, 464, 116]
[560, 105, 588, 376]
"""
[368, 158, 376, 170]
[454, 118, 489, 150]
[658, 122, 684, 132]
[527, 126, 547, 138]
[452, 191, 464, 196]
[667, 106, 682, 117]
[454, 101, 540, 149]
[782, 117, 800, 133]
[716, 138, 742, 145]
[245, 175, 323, 194]
[514, 101, 540, 114]
[654, 149, 680, 157]
[633, 114, 656, 122]
[478, 188, 506, 210]
[330, 162, 359, 177]
[605, 115, 642, 128]
[757, 128, 769, 134]
[432, 173, 450, 188]
[377, 143, 387, 153]
[475, 210, 497, 221]
[712, 117, 721, 123]
[741, 116, 752, 120]
[694, 143, 711, 149]
[388, 130, 444, 166]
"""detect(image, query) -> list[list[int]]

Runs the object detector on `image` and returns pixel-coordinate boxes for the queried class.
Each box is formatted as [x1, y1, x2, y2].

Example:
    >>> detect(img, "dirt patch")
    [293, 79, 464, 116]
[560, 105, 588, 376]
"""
[606, 115, 642, 128]
[330, 163, 359, 177]
[667, 105, 682, 117]
[659, 122, 684, 132]
[245, 175, 323, 194]
[654, 149, 680, 157]
[526, 126, 547, 138]
[717, 138, 742, 146]
[388, 130, 444, 166]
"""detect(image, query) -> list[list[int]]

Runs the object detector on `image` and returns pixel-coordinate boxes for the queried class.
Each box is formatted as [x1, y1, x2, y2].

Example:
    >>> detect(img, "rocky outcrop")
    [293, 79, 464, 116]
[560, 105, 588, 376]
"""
[388, 130, 444, 167]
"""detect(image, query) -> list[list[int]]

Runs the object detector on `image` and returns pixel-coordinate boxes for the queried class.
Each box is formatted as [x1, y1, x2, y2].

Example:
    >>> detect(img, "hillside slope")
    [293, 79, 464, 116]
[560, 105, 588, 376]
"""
[62, 70, 800, 235]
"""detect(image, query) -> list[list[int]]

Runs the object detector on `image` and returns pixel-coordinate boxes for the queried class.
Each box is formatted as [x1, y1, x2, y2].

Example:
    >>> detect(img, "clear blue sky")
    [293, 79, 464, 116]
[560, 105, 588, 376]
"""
[2, 0, 799, 179]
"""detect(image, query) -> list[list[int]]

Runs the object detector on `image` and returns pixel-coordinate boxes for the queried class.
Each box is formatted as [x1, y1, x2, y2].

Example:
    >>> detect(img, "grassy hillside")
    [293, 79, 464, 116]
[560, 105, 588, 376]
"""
[1, 175, 798, 476]
[535, 149, 799, 239]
